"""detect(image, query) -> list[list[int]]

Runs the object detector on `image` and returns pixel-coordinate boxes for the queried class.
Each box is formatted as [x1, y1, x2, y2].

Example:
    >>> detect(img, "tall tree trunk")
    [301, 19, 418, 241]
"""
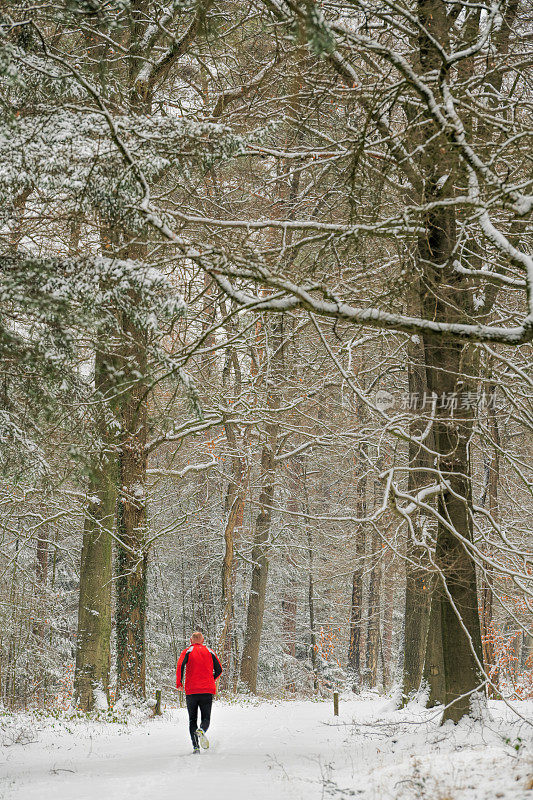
[401, 538, 433, 702]
[423, 323, 484, 724]
[423, 589, 446, 706]
[74, 225, 117, 710]
[33, 524, 49, 641]
[480, 380, 500, 695]
[302, 459, 318, 691]
[218, 339, 249, 685]
[415, 0, 484, 723]
[240, 316, 282, 692]
[239, 495, 273, 692]
[113, 0, 168, 701]
[33, 521, 49, 703]
[347, 529, 365, 687]
[282, 461, 300, 689]
[365, 530, 382, 688]
[382, 549, 395, 691]
[218, 436, 248, 683]
[75, 384, 116, 708]
[218, 486, 240, 668]
[239, 432, 278, 691]
[239, 56, 300, 692]
[75, 453, 114, 710]
[401, 285, 434, 704]
[347, 440, 367, 689]
[115, 309, 148, 699]
[307, 529, 318, 691]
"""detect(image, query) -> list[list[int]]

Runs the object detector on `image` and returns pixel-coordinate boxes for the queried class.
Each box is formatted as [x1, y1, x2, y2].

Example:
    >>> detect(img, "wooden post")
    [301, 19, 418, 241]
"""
[333, 691, 339, 716]
[154, 689, 162, 715]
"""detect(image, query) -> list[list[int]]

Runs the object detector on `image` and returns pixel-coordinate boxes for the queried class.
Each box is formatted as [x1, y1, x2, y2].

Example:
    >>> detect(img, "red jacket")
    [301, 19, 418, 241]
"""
[176, 643, 223, 695]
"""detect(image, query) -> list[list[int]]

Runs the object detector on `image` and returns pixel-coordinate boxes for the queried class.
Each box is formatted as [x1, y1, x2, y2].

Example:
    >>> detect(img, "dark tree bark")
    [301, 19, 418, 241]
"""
[480, 380, 500, 695]
[365, 530, 382, 688]
[422, 279, 485, 725]
[347, 528, 366, 687]
[301, 458, 319, 691]
[347, 437, 367, 689]
[412, 0, 485, 723]
[423, 589, 446, 706]
[73, 23, 118, 714]
[382, 549, 395, 691]
[75, 464, 114, 710]
[401, 286, 434, 704]
[115, 214, 150, 702]
[282, 461, 300, 690]
[218, 421, 248, 686]
[115, 306, 149, 699]
[307, 531, 318, 691]
[239, 467, 275, 691]
[240, 316, 283, 692]
[75, 338, 118, 710]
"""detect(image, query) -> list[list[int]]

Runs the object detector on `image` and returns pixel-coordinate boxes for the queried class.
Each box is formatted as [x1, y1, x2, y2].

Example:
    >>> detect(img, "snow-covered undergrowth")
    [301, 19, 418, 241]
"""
[0, 695, 531, 799]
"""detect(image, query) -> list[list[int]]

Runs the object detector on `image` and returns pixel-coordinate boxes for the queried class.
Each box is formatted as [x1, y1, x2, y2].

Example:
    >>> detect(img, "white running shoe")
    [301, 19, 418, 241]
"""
[196, 728, 209, 749]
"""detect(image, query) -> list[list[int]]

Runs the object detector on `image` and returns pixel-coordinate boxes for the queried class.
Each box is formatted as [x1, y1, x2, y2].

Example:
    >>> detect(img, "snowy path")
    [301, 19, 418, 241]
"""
[1, 697, 532, 800]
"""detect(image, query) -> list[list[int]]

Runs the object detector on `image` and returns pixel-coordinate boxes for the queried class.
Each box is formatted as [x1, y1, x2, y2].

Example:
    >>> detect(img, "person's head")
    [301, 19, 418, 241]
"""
[191, 630, 204, 644]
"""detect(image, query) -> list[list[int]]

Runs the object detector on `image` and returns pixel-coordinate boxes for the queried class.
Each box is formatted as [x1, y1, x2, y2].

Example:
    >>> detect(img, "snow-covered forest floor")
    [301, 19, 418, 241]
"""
[1, 695, 531, 800]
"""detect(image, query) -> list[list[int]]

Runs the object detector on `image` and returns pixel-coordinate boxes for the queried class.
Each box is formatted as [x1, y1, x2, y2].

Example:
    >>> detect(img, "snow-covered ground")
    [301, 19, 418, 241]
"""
[1, 695, 532, 800]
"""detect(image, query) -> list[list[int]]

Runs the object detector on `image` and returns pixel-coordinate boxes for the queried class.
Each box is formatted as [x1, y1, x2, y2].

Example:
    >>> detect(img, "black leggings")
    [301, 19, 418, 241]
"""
[186, 693, 213, 746]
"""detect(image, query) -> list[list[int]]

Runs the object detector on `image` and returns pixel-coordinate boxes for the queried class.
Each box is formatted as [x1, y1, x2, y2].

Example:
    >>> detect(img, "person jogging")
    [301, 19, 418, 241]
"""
[176, 631, 223, 753]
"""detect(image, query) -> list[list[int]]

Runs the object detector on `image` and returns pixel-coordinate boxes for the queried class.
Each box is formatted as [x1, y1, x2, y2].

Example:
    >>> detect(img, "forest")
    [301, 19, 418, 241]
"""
[0, 0, 532, 780]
